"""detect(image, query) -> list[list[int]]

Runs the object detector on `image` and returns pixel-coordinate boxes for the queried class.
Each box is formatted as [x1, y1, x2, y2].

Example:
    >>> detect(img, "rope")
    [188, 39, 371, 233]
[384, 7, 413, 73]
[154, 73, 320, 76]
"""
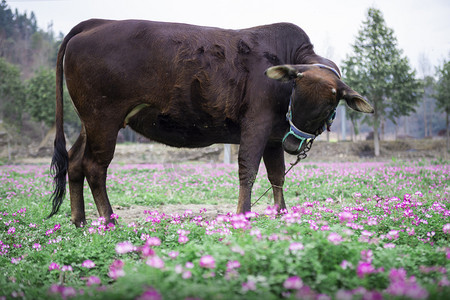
[251, 140, 313, 207]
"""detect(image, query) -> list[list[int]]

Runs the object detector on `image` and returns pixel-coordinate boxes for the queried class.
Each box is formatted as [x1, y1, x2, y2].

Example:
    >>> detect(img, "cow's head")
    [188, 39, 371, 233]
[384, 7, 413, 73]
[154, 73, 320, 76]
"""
[265, 64, 374, 155]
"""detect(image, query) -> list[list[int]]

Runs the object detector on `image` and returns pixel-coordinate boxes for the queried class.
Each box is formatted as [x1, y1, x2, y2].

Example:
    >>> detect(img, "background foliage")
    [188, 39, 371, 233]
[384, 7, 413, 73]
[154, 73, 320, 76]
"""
[0, 0, 449, 155]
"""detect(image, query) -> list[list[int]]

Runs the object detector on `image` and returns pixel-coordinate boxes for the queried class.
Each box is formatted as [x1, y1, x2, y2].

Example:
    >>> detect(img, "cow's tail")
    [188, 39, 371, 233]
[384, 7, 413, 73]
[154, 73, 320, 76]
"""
[47, 26, 83, 218]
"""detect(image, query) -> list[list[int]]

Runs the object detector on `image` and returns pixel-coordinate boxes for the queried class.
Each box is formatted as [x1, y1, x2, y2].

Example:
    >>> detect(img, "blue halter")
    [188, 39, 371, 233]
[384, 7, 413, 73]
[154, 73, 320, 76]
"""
[283, 95, 337, 152]
[282, 64, 340, 152]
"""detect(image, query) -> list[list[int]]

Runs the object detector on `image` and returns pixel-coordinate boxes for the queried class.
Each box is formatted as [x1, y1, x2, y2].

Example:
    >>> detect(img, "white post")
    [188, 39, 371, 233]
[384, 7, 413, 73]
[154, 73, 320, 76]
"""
[341, 105, 347, 141]
[224, 144, 231, 164]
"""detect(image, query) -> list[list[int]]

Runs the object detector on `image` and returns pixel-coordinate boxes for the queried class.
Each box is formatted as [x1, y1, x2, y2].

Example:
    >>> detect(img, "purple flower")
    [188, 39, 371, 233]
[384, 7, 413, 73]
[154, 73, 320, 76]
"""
[199, 255, 216, 269]
[443, 223, 450, 234]
[82, 259, 95, 268]
[283, 276, 303, 290]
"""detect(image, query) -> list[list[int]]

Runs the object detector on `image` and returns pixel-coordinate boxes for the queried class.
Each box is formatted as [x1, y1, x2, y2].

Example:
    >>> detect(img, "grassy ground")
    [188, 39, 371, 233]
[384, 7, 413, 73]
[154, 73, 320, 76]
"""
[0, 159, 449, 299]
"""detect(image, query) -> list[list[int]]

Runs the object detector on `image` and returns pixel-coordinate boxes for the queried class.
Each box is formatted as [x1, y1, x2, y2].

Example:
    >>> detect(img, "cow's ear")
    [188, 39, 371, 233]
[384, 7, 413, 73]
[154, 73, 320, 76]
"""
[339, 82, 374, 113]
[265, 65, 302, 82]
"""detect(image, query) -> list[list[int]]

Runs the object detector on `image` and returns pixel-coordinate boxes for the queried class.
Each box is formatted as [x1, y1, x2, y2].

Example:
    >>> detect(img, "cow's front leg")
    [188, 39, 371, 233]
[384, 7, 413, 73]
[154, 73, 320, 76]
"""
[236, 128, 270, 214]
[263, 142, 286, 211]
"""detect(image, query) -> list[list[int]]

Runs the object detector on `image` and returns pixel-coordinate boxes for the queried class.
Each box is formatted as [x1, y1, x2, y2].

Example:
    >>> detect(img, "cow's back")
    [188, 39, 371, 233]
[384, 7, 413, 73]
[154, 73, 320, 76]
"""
[62, 19, 313, 147]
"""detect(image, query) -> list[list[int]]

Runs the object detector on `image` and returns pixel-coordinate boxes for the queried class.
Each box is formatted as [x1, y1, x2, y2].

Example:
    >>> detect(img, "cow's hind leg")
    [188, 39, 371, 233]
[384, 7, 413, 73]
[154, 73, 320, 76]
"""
[82, 122, 119, 226]
[68, 126, 87, 227]
[263, 143, 286, 211]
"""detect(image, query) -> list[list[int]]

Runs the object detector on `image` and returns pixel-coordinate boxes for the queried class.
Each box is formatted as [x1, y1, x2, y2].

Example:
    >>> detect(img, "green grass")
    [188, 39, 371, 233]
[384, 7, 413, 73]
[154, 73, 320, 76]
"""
[0, 160, 449, 299]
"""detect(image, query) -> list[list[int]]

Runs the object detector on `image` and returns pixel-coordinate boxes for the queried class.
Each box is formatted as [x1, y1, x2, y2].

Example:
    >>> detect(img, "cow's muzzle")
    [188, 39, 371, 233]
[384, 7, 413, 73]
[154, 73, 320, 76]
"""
[282, 126, 315, 155]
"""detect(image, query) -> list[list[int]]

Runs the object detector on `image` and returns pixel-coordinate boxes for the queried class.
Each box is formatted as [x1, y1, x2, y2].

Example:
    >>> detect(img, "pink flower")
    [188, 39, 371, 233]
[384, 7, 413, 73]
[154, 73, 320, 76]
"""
[141, 245, 156, 257]
[199, 255, 216, 269]
[33, 243, 41, 251]
[242, 280, 257, 292]
[361, 249, 373, 262]
[60, 286, 77, 299]
[357, 261, 375, 278]
[338, 211, 354, 223]
[115, 241, 135, 254]
[110, 259, 124, 270]
[108, 266, 125, 280]
[146, 256, 164, 269]
[48, 262, 60, 271]
[146, 237, 161, 246]
[136, 287, 162, 300]
[340, 260, 353, 270]
[178, 235, 189, 244]
[86, 276, 101, 286]
[61, 265, 73, 272]
[443, 223, 450, 234]
[226, 260, 241, 270]
[407, 227, 415, 236]
[386, 268, 428, 299]
[82, 259, 95, 268]
[168, 251, 179, 259]
[283, 276, 303, 290]
[289, 242, 304, 252]
[387, 230, 399, 240]
[328, 232, 344, 245]
[182, 270, 192, 279]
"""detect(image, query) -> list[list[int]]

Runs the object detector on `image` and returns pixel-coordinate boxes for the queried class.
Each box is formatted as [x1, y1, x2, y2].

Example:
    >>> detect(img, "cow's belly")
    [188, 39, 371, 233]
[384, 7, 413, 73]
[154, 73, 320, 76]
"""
[127, 108, 241, 148]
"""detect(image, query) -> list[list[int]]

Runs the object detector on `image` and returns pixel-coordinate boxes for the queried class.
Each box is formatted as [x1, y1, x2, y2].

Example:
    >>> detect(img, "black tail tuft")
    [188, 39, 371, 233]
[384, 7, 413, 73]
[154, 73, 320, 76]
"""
[47, 138, 68, 219]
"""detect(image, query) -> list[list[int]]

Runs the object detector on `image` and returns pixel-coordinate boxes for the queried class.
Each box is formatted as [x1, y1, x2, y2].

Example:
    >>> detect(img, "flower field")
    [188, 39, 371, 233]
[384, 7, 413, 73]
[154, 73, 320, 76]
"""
[0, 159, 449, 299]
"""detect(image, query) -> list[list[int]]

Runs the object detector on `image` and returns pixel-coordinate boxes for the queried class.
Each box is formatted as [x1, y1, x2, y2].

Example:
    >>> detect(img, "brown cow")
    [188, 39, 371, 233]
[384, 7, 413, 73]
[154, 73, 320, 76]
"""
[49, 19, 373, 227]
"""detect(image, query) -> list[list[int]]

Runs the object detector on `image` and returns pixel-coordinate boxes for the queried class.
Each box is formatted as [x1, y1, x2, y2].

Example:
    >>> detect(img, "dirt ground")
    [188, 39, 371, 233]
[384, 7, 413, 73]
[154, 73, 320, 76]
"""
[105, 138, 446, 164]
[5, 139, 448, 224]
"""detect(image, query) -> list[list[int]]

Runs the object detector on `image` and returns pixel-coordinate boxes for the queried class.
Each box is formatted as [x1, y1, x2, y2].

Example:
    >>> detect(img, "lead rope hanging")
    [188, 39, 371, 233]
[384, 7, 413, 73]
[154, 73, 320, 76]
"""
[251, 139, 314, 208]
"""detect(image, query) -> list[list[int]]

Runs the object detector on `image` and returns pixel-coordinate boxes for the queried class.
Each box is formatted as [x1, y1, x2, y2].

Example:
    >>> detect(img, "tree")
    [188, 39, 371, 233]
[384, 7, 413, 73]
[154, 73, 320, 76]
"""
[25, 68, 55, 127]
[434, 58, 450, 154]
[25, 68, 79, 140]
[342, 8, 422, 156]
[0, 57, 25, 127]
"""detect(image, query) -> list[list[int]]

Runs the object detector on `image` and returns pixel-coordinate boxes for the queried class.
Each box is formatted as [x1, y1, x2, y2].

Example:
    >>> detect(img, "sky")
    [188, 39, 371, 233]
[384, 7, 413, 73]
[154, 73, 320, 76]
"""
[6, 0, 450, 77]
